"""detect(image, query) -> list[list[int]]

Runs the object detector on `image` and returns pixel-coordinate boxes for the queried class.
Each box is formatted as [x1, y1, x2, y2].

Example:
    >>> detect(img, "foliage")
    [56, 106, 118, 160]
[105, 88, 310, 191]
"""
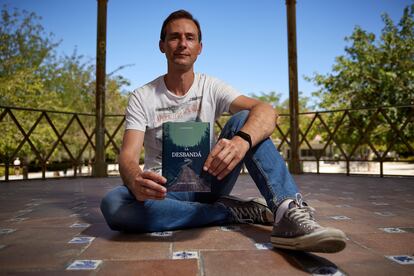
[305, 4, 414, 159]
[307, 4, 414, 109]
[0, 6, 129, 170]
[249, 91, 315, 149]
[0, 7, 60, 108]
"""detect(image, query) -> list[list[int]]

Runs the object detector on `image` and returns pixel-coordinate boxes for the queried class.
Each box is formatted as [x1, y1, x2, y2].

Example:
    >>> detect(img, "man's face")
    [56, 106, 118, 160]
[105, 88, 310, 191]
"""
[160, 18, 202, 70]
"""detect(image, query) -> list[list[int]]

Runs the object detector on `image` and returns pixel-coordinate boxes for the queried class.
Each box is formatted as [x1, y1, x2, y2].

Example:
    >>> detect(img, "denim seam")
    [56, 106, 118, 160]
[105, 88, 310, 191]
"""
[250, 155, 276, 205]
[250, 155, 297, 212]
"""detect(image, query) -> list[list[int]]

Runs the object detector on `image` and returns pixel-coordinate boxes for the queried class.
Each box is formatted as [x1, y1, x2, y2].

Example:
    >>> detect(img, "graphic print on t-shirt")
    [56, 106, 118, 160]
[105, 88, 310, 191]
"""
[155, 96, 203, 125]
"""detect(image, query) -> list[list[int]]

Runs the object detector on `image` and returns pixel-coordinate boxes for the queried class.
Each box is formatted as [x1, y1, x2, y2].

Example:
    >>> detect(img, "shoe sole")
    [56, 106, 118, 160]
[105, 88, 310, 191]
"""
[271, 228, 347, 253]
[220, 195, 274, 224]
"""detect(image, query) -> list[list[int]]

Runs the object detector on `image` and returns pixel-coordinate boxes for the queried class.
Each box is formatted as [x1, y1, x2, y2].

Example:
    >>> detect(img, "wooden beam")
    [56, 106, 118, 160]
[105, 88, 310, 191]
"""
[286, 0, 301, 174]
[93, 0, 108, 177]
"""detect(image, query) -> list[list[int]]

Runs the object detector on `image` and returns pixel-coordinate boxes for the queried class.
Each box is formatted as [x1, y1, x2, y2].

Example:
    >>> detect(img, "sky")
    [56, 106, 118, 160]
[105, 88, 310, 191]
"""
[2, 0, 412, 103]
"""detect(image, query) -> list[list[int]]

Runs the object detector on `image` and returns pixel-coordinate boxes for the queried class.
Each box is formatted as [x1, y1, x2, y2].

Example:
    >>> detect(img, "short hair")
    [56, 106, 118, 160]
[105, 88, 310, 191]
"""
[160, 10, 202, 42]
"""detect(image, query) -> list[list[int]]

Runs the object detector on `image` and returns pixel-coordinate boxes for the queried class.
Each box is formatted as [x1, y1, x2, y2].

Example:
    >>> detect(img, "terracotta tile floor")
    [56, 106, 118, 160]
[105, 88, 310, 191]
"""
[0, 174, 413, 275]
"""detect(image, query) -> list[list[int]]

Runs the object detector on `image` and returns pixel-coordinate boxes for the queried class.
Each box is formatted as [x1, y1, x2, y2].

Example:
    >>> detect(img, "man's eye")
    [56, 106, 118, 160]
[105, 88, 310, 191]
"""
[167, 34, 179, 40]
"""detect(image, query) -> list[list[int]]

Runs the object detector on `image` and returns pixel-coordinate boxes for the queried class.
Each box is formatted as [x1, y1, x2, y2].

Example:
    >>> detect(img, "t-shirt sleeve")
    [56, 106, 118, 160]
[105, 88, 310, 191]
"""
[125, 90, 147, 132]
[210, 77, 242, 119]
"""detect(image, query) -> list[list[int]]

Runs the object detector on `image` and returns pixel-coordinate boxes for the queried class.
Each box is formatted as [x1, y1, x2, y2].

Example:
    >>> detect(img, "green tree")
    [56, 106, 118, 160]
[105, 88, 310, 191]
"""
[0, 6, 62, 172]
[0, 6, 60, 108]
[0, 6, 130, 176]
[248, 91, 316, 157]
[306, 4, 414, 159]
[308, 5, 414, 109]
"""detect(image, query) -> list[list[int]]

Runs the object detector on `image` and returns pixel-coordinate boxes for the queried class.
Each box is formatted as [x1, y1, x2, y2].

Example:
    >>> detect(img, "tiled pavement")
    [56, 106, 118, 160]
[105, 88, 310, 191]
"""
[0, 174, 413, 275]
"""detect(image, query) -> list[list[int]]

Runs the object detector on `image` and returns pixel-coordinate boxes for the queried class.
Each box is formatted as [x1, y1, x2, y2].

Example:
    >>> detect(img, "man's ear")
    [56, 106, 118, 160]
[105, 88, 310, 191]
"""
[198, 42, 203, 55]
[159, 40, 165, 53]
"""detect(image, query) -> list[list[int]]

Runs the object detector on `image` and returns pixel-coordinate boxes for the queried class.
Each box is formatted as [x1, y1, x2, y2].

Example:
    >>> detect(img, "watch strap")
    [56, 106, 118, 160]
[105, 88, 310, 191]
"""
[235, 130, 252, 149]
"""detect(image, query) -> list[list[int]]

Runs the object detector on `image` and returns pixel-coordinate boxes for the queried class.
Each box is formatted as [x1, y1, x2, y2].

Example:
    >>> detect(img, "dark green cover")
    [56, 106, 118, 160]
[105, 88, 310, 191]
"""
[162, 122, 211, 192]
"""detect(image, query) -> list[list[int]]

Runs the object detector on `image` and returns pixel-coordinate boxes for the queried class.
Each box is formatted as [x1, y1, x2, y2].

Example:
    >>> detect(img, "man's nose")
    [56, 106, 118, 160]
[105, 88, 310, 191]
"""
[178, 37, 188, 48]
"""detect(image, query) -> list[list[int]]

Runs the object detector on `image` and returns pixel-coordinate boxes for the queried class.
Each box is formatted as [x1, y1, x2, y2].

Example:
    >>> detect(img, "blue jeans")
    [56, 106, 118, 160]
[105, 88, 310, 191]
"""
[101, 111, 299, 232]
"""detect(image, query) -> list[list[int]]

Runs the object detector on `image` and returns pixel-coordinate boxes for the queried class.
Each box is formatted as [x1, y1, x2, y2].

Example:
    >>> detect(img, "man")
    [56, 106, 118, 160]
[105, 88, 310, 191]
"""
[101, 10, 346, 253]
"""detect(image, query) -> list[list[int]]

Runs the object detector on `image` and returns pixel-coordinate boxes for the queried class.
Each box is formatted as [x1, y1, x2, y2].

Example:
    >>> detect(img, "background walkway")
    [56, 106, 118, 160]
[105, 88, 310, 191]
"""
[0, 174, 413, 275]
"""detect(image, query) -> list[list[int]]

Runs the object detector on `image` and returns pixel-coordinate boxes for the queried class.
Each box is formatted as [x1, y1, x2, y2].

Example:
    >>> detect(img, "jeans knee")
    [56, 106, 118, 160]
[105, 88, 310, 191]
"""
[100, 194, 111, 218]
[221, 110, 249, 138]
[229, 110, 249, 128]
[100, 186, 154, 232]
[100, 193, 120, 231]
[100, 187, 134, 231]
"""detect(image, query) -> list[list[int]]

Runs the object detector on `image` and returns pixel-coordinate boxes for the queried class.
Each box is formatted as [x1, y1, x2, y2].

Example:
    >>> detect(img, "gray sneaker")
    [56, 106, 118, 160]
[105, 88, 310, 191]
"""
[216, 195, 274, 225]
[271, 195, 346, 253]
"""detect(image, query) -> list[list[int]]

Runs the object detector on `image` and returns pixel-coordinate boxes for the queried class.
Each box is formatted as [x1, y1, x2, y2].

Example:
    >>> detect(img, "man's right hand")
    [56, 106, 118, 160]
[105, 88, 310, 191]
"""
[130, 171, 167, 201]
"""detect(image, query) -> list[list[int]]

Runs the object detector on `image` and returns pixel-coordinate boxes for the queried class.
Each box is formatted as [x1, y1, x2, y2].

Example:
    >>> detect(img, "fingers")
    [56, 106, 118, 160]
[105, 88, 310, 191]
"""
[141, 177, 167, 194]
[133, 171, 167, 201]
[141, 170, 167, 185]
[205, 139, 225, 166]
[215, 153, 237, 180]
[203, 138, 226, 171]
[204, 138, 245, 180]
[209, 143, 231, 171]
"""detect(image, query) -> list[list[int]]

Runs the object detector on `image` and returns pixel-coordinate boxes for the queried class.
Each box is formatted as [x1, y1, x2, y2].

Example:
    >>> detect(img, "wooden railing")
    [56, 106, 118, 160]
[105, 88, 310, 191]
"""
[0, 106, 124, 181]
[1, 105, 413, 181]
[277, 105, 413, 176]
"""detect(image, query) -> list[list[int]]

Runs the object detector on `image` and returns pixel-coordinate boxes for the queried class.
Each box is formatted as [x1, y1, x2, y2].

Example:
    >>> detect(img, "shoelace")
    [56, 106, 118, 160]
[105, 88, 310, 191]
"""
[229, 206, 264, 224]
[286, 206, 320, 229]
[287, 193, 318, 227]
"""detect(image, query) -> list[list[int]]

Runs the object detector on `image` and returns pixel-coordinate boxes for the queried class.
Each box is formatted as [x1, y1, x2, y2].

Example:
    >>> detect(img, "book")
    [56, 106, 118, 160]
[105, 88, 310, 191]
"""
[162, 121, 211, 192]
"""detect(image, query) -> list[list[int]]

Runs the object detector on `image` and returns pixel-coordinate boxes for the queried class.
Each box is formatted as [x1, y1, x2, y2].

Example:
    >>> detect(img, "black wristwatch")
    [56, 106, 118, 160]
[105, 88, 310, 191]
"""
[235, 130, 252, 149]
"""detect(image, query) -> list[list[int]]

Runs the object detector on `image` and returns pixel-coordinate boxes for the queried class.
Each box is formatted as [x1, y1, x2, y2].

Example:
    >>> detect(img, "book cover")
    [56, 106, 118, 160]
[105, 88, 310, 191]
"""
[162, 122, 211, 192]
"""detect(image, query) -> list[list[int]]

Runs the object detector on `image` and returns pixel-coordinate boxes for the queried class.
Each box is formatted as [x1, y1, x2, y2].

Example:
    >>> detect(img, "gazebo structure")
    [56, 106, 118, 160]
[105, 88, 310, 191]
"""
[1, 2, 413, 274]
[1, 1, 412, 181]
[92, 0, 302, 176]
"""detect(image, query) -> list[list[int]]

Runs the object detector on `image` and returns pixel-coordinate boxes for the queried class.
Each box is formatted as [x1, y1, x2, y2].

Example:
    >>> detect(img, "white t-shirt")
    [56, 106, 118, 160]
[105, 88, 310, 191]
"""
[125, 73, 241, 172]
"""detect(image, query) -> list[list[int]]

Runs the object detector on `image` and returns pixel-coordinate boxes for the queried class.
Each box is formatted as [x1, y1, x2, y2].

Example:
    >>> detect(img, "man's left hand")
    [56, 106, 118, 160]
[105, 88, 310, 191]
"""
[203, 136, 249, 180]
